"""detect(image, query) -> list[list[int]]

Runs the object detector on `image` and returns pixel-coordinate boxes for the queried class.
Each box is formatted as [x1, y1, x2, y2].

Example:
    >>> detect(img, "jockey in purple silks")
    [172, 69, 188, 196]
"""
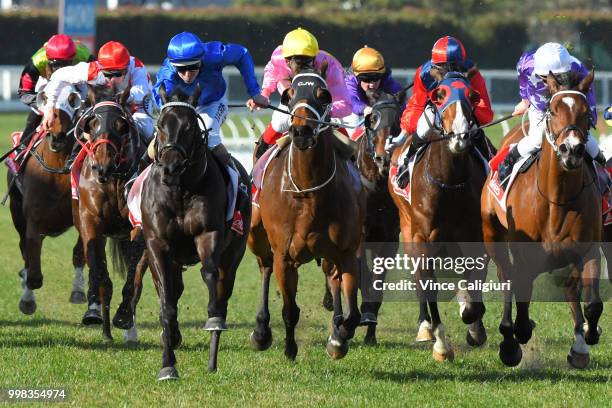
[497, 42, 603, 181]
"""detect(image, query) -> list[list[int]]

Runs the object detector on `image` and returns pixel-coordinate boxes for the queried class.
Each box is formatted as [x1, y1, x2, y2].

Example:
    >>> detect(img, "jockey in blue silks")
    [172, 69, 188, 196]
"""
[152, 31, 269, 234]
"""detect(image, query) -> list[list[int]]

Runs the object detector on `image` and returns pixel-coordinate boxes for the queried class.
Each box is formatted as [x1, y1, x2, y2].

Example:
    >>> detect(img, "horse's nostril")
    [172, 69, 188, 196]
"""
[559, 144, 568, 154]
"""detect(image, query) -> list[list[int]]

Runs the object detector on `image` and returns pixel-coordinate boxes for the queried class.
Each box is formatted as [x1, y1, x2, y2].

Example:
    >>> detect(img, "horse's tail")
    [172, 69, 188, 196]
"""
[110, 238, 129, 279]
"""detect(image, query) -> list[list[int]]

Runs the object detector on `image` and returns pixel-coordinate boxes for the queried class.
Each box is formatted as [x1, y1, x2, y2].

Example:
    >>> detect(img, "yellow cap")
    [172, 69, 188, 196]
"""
[351, 46, 386, 75]
[606, 106, 612, 127]
[282, 28, 319, 58]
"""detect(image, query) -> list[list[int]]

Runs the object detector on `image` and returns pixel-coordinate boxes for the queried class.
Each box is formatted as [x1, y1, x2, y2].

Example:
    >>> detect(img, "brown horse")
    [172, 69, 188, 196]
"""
[248, 69, 366, 360]
[482, 71, 603, 368]
[72, 86, 146, 342]
[140, 85, 251, 380]
[389, 72, 488, 361]
[8, 85, 86, 315]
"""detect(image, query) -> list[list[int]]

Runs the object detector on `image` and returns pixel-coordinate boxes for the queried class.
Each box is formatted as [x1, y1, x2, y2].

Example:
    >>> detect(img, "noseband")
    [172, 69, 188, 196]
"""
[288, 73, 332, 137]
[156, 101, 208, 175]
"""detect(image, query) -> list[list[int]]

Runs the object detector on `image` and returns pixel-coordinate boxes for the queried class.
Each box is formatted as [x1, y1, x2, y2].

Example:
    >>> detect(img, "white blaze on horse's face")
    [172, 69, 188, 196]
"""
[449, 101, 470, 154]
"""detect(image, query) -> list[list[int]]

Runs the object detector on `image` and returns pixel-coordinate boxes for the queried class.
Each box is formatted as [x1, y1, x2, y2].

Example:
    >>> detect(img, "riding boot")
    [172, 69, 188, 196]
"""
[497, 145, 521, 183]
[65, 141, 83, 169]
[138, 151, 153, 174]
[396, 134, 424, 189]
[594, 151, 607, 167]
[254, 138, 271, 161]
[256, 123, 282, 161]
[472, 129, 494, 160]
[212, 144, 247, 234]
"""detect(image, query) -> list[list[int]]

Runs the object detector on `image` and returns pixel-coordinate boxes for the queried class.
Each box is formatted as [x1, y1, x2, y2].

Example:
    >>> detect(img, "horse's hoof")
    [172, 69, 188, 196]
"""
[415, 320, 434, 342]
[69, 291, 87, 304]
[82, 308, 103, 326]
[567, 349, 590, 369]
[466, 321, 487, 347]
[102, 332, 113, 342]
[321, 292, 334, 312]
[363, 334, 377, 346]
[18, 299, 36, 315]
[326, 336, 349, 360]
[359, 312, 377, 326]
[249, 329, 273, 351]
[204, 317, 228, 331]
[432, 347, 455, 362]
[499, 340, 522, 367]
[285, 339, 298, 361]
[157, 366, 180, 381]
[112, 309, 134, 330]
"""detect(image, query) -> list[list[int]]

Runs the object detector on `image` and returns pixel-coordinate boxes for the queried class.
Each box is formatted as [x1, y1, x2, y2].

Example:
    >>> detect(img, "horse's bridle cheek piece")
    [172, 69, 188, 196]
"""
[544, 90, 589, 153]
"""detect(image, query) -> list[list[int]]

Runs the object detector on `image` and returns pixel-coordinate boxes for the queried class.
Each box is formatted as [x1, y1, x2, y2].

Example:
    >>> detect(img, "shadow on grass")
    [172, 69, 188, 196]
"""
[0, 317, 78, 328]
[371, 368, 612, 383]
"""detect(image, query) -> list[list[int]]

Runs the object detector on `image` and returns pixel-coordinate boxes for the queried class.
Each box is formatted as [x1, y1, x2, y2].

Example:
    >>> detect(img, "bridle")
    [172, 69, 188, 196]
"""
[155, 101, 209, 176]
[544, 90, 590, 153]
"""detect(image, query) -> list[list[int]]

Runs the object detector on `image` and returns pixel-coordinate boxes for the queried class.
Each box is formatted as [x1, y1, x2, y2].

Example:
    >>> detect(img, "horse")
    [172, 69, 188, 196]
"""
[389, 72, 489, 362]
[481, 71, 603, 368]
[8, 85, 87, 315]
[248, 69, 366, 360]
[140, 84, 251, 380]
[321, 89, 404, 346]
[72, 85, 147, 342]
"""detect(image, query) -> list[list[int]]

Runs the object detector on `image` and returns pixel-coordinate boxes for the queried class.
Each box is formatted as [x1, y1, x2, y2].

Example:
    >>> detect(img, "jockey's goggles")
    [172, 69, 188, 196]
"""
[102, 69, 127, 78]
[176, 62, 201, 73]
[48, 59, 73, 71]
[357, 73, 384, 83]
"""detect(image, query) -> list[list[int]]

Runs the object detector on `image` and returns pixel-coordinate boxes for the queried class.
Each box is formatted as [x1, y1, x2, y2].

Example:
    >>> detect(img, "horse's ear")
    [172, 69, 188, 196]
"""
[158, 83, 168, 105]
[577, 69, 594, 94]
[469, 89, 481, 107]
[546, 71, 562, 94]
[87, 85, 97, 106]
[431, 87, 446, 104]
[394, 88, 408, 105]
[465, 66, 478, 81]
[319, 59, 328, 79]
[36, 91, 48, 111]
[316, 87, 332, 106]
[189, 83, 201, 107]
[118, 85, 131, 106]
[281, 88, 294, 106]
[68, 92, 82, 110]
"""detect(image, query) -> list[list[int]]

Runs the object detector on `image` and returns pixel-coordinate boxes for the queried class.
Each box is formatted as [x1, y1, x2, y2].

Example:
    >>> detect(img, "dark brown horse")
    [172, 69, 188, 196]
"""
[482, 71, 603, 368]
[140, 85, 251, 380]
[389, 73, 488, 361]
[248, 70, 366, 360]
[8, 85, 86, 315]
[72, 86, 146, 342]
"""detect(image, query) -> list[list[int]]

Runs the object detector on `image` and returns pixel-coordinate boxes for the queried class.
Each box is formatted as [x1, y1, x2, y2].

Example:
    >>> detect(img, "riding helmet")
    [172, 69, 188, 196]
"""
[533, 42, 571, 76]
[352, 46, 386, 75]
[45, 34, 77, 61]
[431, 36, 466, 65]
[167, 32, 205, 66]
[97, 41, 131, 70]
[282, 28, 319, 58]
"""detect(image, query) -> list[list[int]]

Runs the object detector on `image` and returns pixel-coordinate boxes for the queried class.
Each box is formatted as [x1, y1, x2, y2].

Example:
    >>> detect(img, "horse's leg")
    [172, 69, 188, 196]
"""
[321, 259, 334, 312]
[75, 199, 102, 326]
[272, 254, 300, 360]
[125, 249, 149, 344]
[581, 255, 603, 346]
[84, 233, 113, 341]
[513, 273, 534, 345]
[565, 265, 590, 369]
[421, 267, 454, 362]
[20, 223, 45, 315]
[327, 254, 360, 360]
[250, 254, 274, 351]
[147, 238, 182, 381]
[360, 243, 386, 345]
[69, 236, 87, 304]
[11, 192, 35, 314]
[461, 248, 487, 347]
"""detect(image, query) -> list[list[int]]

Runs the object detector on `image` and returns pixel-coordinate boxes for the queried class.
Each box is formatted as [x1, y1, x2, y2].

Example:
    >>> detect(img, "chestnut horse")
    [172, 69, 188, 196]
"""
[140, 85, 251, 380]
[73, 86, 146, 342]
[248, 70, 366, 360]
[389, 72, 488, 361]
[482, 71, 603, 368]
[8, 85, 87, 315]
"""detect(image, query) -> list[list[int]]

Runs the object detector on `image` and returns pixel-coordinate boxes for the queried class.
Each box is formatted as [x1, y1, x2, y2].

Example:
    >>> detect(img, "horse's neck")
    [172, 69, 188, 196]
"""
[357, 134, 379, 182]
[180, 147, 212, 191]
[538, 144, 585, 205]
[288, 133, 335, 191]
[425, 140, 471, 185]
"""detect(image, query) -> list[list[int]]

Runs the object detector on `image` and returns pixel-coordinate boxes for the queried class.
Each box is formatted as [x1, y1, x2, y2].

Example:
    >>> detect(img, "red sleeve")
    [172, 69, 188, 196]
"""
[400, 66, 428, 134]
[87, 62, 100, 81]
[18, 62, 40, 94]
[470, 71, 494, 125]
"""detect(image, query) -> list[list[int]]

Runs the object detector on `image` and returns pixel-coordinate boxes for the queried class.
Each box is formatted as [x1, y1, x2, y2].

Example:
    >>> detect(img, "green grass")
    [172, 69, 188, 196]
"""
[0, 113, 610, 407]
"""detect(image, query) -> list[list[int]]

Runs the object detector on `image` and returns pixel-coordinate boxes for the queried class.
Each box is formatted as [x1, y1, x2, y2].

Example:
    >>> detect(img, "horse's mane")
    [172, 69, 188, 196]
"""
[550, 71, 581, 90]
[365, 89, 395, 106]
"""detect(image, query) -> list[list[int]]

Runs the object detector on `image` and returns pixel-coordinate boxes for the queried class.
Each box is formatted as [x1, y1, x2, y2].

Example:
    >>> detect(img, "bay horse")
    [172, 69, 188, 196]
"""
[140, 85, 251, 380]
[8, 85, 87, 315]
[481, 71, 603, 368]
[322, 89, 403, 346]
[389, 72, 488, 362]
[72, 85, 146, 342]
[248, 69, 366, 360]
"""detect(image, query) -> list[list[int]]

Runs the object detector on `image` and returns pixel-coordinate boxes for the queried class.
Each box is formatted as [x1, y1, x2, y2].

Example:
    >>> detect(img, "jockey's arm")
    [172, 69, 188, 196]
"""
[18, 61, 41, 109]
[325, 56, 352, 117]
[260, 57, 278, 101]
[127, 63, 153, 106]
[400, 66, 427, 134]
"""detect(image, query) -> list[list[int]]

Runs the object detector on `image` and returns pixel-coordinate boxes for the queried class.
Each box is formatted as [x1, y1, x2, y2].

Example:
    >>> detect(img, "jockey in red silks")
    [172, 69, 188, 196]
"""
[253, 28, 353, 160]
[392, 36, 495, 188]
[17, 34, 94, 150]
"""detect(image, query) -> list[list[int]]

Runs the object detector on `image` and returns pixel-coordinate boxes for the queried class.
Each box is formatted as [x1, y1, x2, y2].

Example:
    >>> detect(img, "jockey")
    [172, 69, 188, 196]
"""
[18, 34, 94, 149]
[497, 42, 603, 181]
[394, 36, 494, 189]
[152, 31, 267, 232]
[41, 41, 155, 143]
[254, 27, 352, 159]
[344, 46, 403, 137]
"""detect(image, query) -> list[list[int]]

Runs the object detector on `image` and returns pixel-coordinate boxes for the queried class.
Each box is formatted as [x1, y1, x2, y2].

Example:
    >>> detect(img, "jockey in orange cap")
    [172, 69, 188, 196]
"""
[17, 34, 94, 150]
[392, 36, 495, 188]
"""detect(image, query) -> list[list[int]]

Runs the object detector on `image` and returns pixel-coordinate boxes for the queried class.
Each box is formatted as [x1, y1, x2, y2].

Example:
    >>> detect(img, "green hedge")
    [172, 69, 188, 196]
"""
[0, 8, 609, 69]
